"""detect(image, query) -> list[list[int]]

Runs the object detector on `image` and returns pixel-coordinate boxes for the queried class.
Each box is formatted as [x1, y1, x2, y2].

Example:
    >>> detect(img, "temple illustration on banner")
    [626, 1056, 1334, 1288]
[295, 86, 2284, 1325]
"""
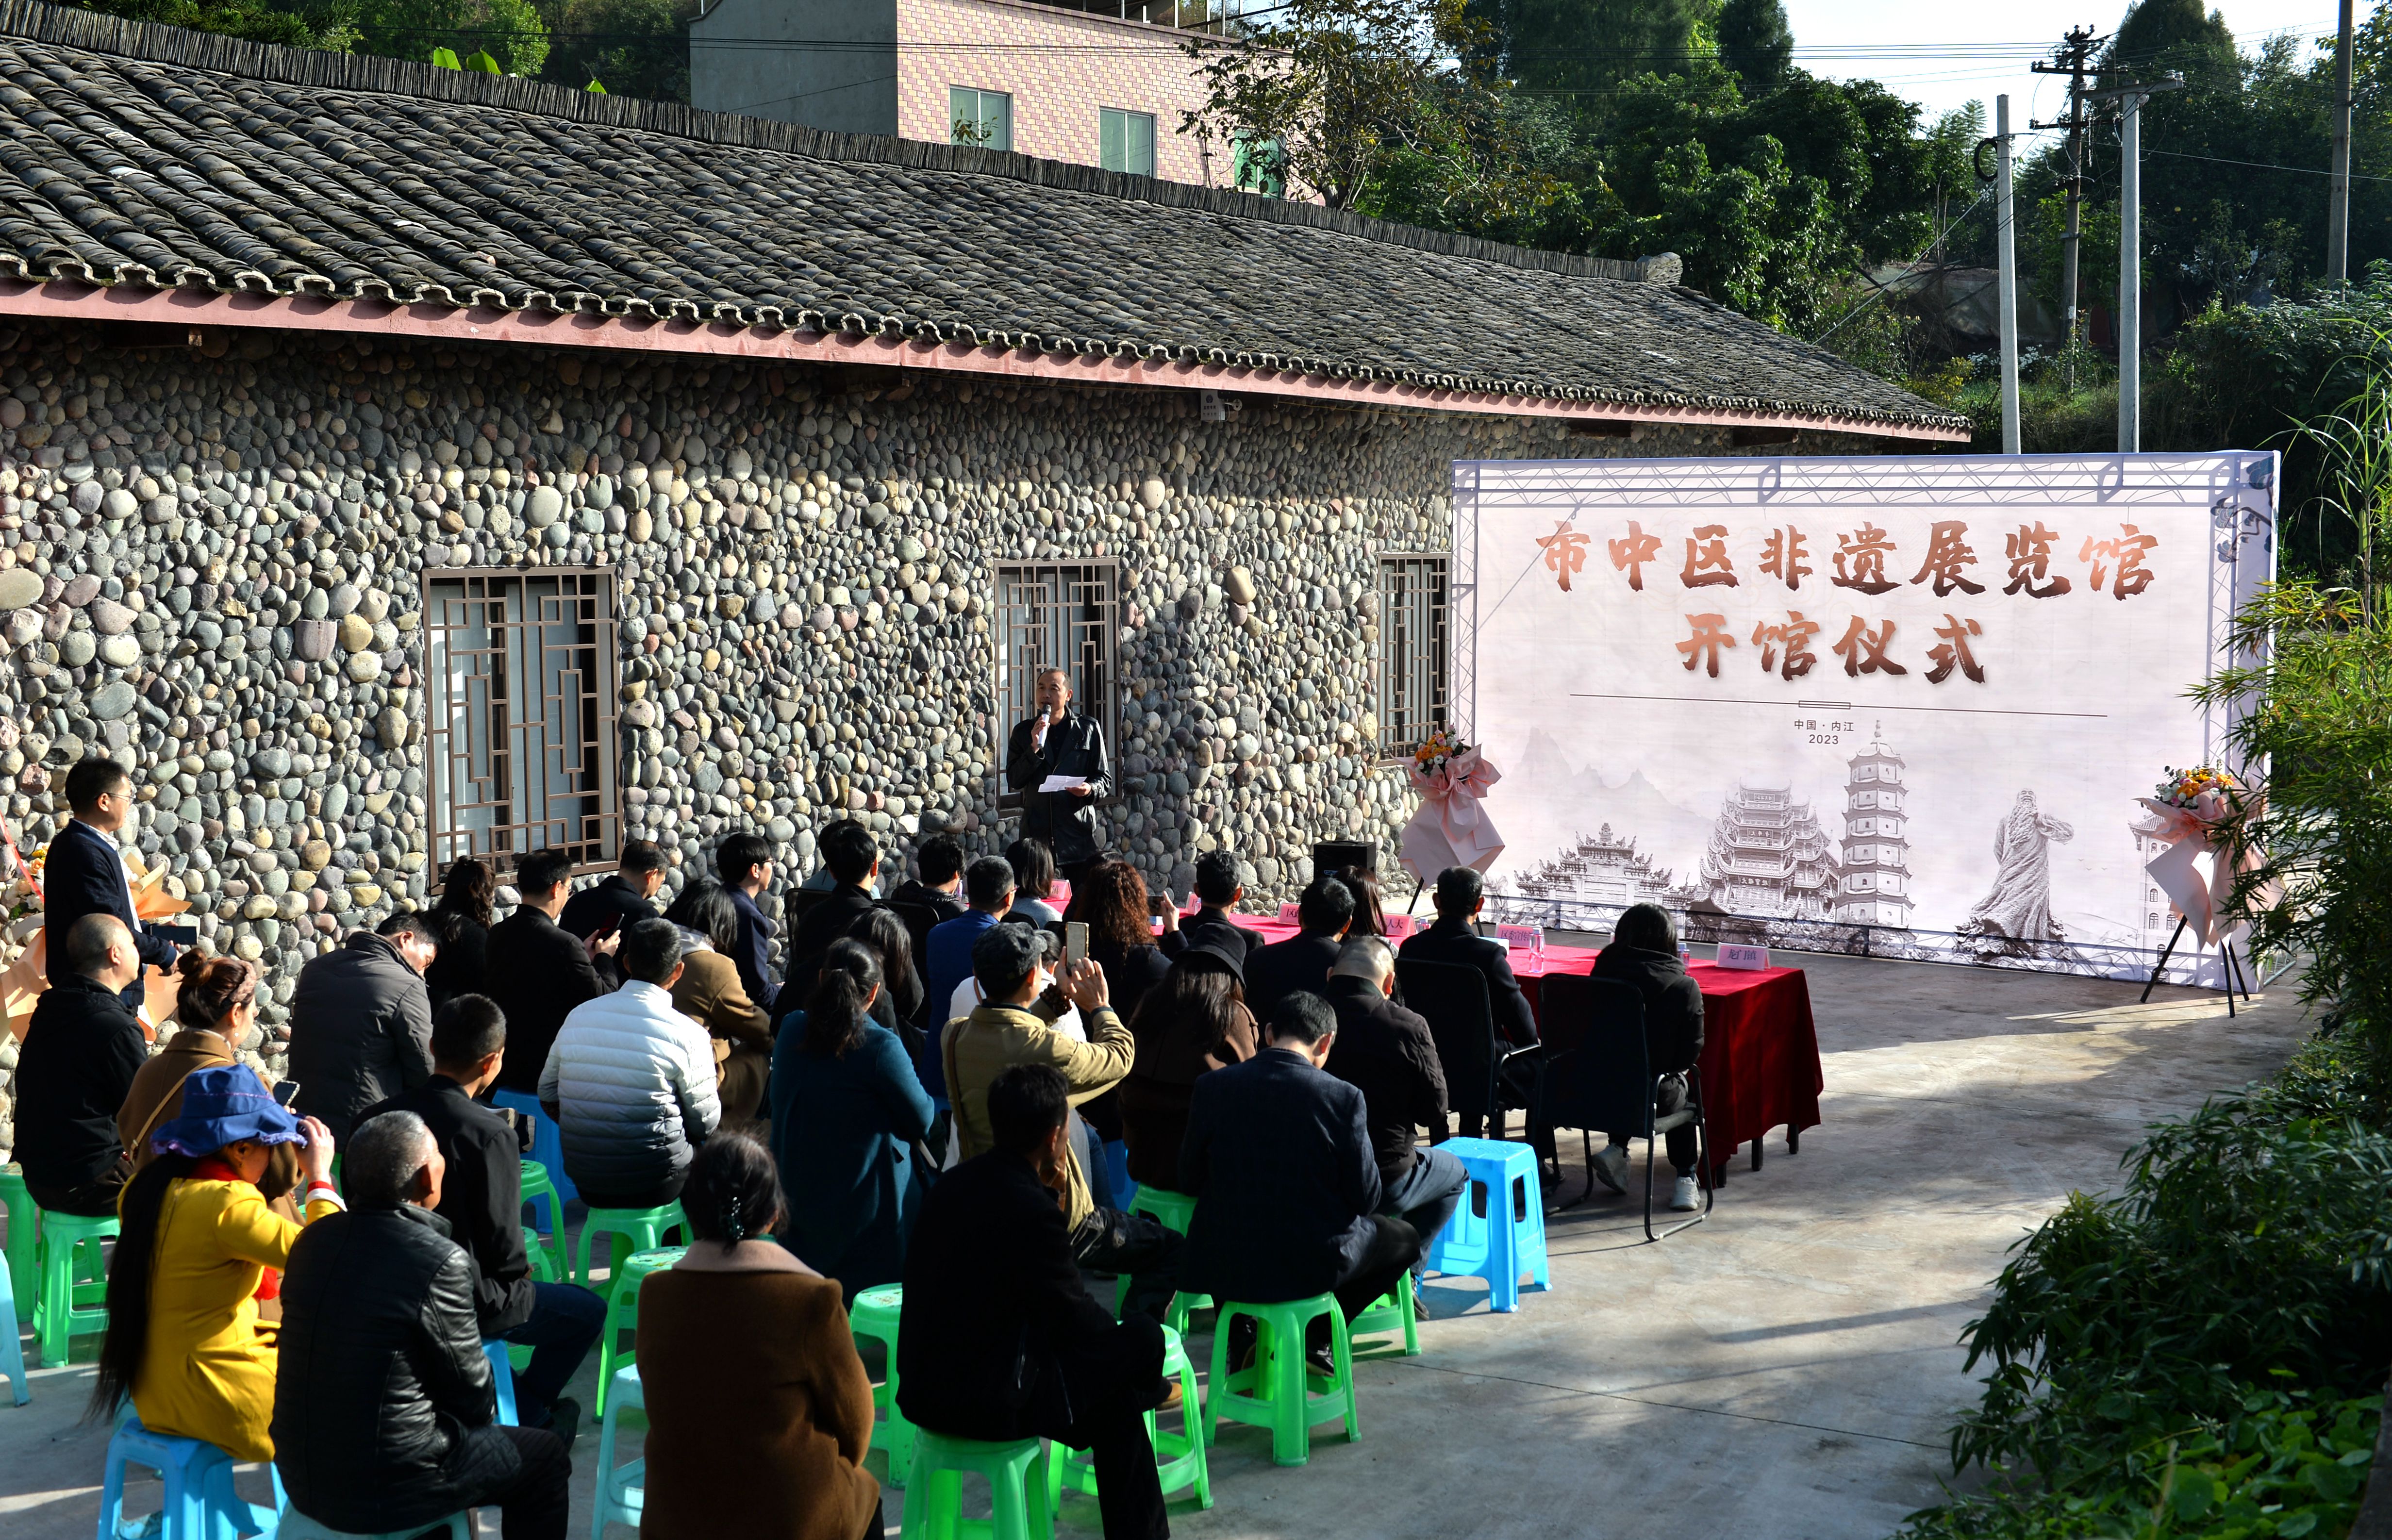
[1512, 823, 1694, 911]
[1698, 786, 1840, 920]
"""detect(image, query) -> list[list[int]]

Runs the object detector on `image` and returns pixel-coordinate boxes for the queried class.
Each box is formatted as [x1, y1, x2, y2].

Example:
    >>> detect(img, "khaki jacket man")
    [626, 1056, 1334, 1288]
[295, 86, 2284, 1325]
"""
[943, 994, 1130, 1231]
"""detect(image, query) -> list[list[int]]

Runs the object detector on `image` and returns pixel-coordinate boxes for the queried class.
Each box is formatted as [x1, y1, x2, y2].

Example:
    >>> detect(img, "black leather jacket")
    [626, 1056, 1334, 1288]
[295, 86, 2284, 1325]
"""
[273, 1204, 513, 1534]
[1004, 709, 1112, 866]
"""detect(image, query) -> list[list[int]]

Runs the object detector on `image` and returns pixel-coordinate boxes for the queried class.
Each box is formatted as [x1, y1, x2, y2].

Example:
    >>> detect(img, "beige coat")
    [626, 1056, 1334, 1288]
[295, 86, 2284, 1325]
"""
[942, 995, 1130, 1230]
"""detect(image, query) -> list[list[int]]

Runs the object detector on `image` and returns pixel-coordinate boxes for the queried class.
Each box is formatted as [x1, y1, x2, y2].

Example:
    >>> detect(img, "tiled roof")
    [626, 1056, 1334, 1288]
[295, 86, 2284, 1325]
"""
[0, 0, 1968, 433]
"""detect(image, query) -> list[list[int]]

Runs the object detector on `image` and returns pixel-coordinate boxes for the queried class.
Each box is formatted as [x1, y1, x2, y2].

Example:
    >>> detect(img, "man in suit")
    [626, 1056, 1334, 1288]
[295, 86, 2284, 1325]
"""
[44, 757, 182, 1009]
[890, 832, 970, 924]
[1244, 875, 1354, 1028]
[1159, 850, 1266, 964]
[485, 847, 617, 1094]
[1399, 866, 1541, 1051]
[919, 856, 1013, 1103]
[15, 914, 148, 1214]
[1322, 938, 1468, 1269]
[557, 838, 667, 941]
[1004, 667, 1111, 885]
[715, 830, 780, 1006]
[773, 818, 883, 1021]
[900, 1063, 1172, 1540]
[1178, 992, 1423, 1368]
[287, 910, 440, 1142]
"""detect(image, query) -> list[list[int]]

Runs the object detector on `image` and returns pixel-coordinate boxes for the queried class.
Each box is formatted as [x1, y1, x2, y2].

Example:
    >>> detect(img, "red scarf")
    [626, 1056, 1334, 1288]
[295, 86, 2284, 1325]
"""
[190, 1155, 280, 1301]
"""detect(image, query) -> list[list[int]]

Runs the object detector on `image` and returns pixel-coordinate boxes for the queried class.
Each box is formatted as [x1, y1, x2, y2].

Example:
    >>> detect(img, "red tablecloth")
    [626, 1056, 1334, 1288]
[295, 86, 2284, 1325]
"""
[1230, 917, 1823, 1180]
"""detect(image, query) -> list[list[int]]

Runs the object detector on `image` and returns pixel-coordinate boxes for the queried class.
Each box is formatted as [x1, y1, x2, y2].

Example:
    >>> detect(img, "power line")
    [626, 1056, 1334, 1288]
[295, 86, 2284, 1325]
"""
[2144, 146, 2392, 184]
[1810, 185, 1995, 347]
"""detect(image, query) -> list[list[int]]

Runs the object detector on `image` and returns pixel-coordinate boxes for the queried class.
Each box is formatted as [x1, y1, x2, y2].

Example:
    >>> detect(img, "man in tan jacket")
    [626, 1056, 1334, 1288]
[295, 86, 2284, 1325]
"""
[943, 923, 1185, 1322]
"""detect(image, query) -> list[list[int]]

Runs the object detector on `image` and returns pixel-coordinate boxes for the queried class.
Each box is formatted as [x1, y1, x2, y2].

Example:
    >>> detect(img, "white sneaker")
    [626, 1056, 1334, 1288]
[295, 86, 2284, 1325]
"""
[1588, 1144, 1629, 1194]
[1670, 1176, 1702, 1212]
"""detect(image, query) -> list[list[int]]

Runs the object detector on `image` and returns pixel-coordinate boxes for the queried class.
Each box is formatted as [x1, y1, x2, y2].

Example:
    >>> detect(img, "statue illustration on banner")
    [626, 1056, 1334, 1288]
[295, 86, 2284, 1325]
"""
[1399, 727, 1505, 880]
[1962, 790, 2075, 947]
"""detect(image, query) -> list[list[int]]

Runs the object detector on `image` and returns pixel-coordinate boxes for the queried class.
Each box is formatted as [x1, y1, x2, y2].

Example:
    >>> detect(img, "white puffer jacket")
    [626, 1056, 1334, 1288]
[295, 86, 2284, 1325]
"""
[538, 980, 722, 1202]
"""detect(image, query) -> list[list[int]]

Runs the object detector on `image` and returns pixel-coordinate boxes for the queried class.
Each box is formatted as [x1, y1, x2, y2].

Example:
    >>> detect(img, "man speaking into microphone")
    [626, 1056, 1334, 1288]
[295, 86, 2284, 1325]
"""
[1004, 667, 1111, 884]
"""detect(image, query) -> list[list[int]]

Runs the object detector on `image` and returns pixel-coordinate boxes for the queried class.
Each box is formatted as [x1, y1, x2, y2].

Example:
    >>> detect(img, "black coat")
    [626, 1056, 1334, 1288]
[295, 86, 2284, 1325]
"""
[1243, 932, 1343, 1028]
[558, 874, 657, 942]
[42, 819, 176, 1008]
[360, 1076, 534, 1335]
[286, 932, 436, 1143]
[1161, 909, 1267, 966]
[897, 1151, 1117, 1442]
[774, 885, 883, 1023]
[1591, 944, 1706, 1075]
[1399, 919, 1542, 1048]
[889, 880, 969, 925]
[1322, 976, 1450, 1186]
[13, 975, 146, 1191]
[273, 1205, 515, 1536]
[422, 912, 489, 1019]
[1178, 1048, 1382, 1304]
[484, 908, 607, 1094]
[1089, 940, 1171, 1027]
[1004, 710, 1112, 867]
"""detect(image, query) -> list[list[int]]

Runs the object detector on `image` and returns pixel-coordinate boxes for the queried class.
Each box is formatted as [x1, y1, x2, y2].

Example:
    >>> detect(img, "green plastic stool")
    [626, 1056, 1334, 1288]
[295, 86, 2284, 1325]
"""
[523, 1226, 560, 1284]
[1049, 1323, 1211, 1510]
[573, 1202, 686, 1300]
[518, 1161, 567, 1281]
[1115, 1186, 1212, 1333]
[593, 1247, 684, 1418]
[0, 1165, 33, 1325]
[35, 1210, 117, 1367]
[850, 1283, 915, 1485]
[1202, 1294, 1359, 1467]
[1348, 1279, 1420, 1356]
[900, 1431, 1053, 1540]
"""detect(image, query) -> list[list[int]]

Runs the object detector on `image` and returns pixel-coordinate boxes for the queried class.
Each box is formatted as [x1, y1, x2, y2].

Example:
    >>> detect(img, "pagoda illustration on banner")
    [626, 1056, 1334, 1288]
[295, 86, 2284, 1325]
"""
[1833, 729, 1915, 929]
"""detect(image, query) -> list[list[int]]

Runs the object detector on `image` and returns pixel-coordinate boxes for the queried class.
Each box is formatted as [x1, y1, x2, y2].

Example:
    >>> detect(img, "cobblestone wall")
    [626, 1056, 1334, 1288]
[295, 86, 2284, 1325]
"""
[0, 317, 1888, 1152]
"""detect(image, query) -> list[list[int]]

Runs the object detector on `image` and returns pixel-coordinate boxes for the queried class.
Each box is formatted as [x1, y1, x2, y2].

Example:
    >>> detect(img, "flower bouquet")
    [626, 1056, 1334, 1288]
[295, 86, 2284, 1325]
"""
[2135, 764, 2265, 947]
[1398, 727, 1505, 881]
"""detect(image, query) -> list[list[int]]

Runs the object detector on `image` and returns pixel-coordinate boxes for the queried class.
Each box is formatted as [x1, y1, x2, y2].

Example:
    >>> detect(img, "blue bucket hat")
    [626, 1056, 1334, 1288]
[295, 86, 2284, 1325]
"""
[150, 1064, 306, 1158]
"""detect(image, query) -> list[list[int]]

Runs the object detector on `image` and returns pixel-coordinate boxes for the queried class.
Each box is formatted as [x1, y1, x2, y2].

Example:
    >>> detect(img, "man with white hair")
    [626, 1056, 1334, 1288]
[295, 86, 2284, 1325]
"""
[275, 1109, 573, 1539]
[1322, 938, 1469, 1273]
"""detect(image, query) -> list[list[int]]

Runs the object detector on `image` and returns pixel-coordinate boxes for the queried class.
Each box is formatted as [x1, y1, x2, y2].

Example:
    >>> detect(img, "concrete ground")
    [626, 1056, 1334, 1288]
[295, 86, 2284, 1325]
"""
[0, 944, 2315, 1540]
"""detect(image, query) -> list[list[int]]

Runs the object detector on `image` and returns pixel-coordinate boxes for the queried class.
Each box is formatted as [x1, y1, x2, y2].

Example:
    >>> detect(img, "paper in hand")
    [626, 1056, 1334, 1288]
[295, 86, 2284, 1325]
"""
[1038, 775, 1088, 794]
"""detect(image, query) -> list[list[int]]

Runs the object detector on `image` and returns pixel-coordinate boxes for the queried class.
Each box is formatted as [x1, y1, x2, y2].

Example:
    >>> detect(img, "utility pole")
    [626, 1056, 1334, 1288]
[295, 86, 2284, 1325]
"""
[2032, 28, 2105, 386]
[2330, 0, 2355, 283]
[1996, 96, 2022, 454]
[2089, 74, 2184, 453]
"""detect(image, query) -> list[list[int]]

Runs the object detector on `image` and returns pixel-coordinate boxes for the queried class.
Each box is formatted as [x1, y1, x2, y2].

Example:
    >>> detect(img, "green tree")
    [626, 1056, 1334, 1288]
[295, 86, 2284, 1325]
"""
[355, 0, 548, 76]
[1715, 0, 1789, 87]
[68, 0, 356, 49]
[1486, 0, 1711, 110]
[537, 0, 694, 100]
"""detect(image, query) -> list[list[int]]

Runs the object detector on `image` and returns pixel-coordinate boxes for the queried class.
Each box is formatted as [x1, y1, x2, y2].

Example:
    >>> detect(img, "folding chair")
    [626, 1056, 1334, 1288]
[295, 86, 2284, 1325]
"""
[1539, 975, 1712, 1241]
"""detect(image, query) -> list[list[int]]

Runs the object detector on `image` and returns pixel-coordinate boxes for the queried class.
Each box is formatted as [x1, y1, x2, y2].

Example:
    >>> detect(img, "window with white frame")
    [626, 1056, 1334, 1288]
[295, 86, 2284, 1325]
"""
[1099, 108, 1156, 176]
[1377, 554, 1448, 757]
[950, 86, 1013, 151]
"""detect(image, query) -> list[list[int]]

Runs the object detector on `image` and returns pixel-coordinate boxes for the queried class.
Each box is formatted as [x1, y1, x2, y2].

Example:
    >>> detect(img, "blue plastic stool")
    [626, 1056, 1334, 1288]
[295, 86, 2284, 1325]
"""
[494, 1092, 576, 1211]
[0, 1222, 25, 1405]
[99, 1416, 276, 1540]
[591, 1365, 645, 1539]
[1423, 1138, 1549, 1313]
[485, 1339, 518, 1426]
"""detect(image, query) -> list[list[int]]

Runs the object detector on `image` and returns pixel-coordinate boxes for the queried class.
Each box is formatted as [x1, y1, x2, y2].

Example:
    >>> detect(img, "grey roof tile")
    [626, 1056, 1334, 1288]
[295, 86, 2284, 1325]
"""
[0, 0, 1967, 434]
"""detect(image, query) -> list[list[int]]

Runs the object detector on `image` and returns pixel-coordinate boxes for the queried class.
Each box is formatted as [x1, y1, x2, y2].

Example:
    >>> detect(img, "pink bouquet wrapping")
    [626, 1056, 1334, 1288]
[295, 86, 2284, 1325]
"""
[2134, 765, 2269, 947]
[1398, 729, 1506, 879]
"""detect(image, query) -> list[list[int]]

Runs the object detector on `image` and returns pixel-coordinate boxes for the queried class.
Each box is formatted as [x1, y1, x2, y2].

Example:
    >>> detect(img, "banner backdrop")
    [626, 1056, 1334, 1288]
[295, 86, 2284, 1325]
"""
[1452, 453, 2277, 985]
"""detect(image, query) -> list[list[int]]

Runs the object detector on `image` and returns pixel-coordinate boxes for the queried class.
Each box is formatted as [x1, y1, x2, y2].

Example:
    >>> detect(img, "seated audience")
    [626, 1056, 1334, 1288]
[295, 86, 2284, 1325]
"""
[541, 918, 721, 1209]
[1333, 864, 1390, 939]
[902, 1065, 1172, 1540]
[1396, 867, 1539, 1050]
[890, 832, 970, 924]
[487, 848, 615, 1094]
[639, 1131, 882, 1540]
[717, 830, 782, 1008]
[1006, 836, 1064, 925]
[89, 1066, 340, 1458]
[945, 925, 1182, 1321]
[663, 877, 774, 1128]
[424, 859, 496, 1016]
[286, 910, 439, 1142]
[1588, 902, 1708, 1211]
[44, 757, 182, 1008]
[274, 1111, 571, 1540]
[778, 819, 885, 1021]
[1118, 946, 1257, 1194]
[16, 914, 148, 1215]
[120, 957, 300, 1206]
[920, 856, 1014, 1101]
[1159, 850, 1265, 963]
[361, 995, 607, 1439]
[1178, 993, 1421, 1367]
[770, 940, 936, 1296]
[1322, 938, 1467, 1267]
[1065, 861, 1172, 1024]
[845, 906, 927, 1047]
[558, 837, 668, 941]
[1244, 876, 1356, 1028]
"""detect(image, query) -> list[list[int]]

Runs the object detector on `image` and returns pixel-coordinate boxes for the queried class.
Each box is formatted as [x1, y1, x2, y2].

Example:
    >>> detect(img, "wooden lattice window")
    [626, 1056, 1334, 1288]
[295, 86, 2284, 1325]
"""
[1378, 553, 1449, 758]
[993, 561, 1119, 807]
[423, 569, 620, 877]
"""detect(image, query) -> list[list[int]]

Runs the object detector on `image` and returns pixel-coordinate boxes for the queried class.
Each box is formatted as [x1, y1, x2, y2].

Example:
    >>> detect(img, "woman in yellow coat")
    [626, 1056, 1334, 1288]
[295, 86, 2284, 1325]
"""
[89, 1063, 342, 1459]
